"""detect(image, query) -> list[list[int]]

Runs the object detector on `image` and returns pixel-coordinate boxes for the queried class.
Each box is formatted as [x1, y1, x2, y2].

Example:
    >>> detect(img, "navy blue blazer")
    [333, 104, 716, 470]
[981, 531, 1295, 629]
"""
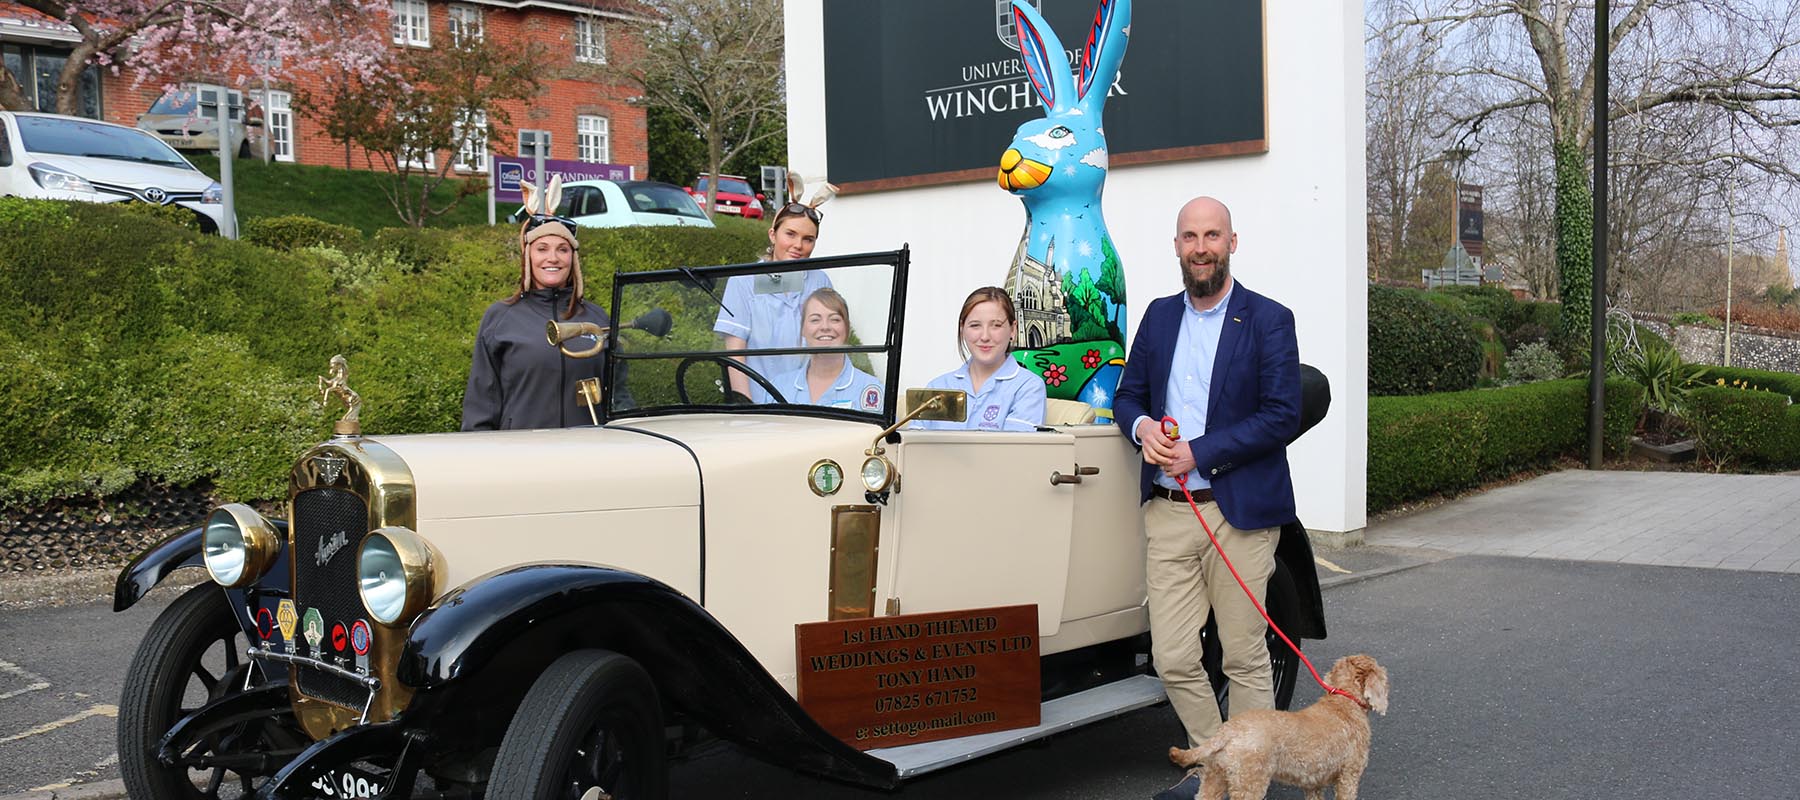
[1113, 282, 1302, 531]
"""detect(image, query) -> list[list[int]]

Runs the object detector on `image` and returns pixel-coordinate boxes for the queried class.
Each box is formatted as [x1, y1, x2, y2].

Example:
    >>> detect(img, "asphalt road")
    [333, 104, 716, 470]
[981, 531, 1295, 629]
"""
[3, 554, 1796, 798]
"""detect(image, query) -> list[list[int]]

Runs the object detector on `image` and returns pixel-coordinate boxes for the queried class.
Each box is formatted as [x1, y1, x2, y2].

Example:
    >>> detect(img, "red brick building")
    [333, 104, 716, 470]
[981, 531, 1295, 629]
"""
[0, 1, 649, 178]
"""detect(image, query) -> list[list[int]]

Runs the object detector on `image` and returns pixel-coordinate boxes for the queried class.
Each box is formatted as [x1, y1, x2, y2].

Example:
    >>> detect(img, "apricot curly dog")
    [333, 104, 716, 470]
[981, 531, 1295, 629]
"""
[1167, 654, 1389, 800]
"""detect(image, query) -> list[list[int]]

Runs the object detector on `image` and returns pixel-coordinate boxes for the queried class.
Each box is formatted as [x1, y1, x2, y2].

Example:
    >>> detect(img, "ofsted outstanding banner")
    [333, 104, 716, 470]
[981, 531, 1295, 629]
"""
[821, 0, 1266, 193]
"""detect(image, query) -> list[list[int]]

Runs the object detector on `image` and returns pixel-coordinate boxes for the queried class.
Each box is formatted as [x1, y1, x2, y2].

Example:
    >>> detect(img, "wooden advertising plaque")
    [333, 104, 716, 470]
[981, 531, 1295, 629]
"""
[796, 604, 1040, 750]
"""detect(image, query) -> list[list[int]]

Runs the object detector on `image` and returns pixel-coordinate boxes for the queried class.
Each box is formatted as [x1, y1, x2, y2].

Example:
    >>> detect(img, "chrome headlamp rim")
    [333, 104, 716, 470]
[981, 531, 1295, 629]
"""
[860, 454, 895, 493]
[357, 526, 442, 627]
[203, 503, 280, 588]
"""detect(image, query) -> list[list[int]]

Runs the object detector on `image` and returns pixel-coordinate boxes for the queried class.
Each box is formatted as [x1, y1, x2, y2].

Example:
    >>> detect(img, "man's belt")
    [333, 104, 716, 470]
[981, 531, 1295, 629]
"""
[1151, 485, 1214, 504]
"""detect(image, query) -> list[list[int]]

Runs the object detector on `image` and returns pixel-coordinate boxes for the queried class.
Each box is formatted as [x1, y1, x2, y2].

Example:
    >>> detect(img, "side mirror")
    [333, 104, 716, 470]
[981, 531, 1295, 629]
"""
[755, 192, 765, 200]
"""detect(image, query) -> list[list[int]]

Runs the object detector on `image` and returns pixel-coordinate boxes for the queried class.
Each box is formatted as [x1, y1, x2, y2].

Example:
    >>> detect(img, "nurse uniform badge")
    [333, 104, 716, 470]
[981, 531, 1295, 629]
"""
[861, 385, 882, 410]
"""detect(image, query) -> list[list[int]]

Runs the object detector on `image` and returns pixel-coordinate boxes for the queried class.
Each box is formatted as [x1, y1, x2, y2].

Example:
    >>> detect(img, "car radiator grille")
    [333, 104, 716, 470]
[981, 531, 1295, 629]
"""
[292, 487, 372, 708]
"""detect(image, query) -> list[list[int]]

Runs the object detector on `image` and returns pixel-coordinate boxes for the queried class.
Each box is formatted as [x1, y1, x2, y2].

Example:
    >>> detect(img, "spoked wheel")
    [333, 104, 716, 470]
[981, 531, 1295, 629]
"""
[489, 650, 667, 800]
[118, 584, 305, 798]
[673, 355, 786, 405]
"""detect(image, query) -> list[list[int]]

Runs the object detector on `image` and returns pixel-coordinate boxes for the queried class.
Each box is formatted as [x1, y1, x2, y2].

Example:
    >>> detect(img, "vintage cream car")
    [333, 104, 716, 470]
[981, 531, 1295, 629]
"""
[111, 249, 1328, 799]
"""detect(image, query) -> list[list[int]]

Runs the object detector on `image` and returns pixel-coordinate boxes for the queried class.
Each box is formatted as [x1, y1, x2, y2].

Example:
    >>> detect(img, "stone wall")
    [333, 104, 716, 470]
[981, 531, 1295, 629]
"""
[1632, 315, 1800, 374]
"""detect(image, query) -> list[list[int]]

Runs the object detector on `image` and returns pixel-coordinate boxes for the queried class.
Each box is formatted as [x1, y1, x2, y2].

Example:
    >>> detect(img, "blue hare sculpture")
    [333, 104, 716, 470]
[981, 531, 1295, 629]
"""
[999, 0, 1130, 419]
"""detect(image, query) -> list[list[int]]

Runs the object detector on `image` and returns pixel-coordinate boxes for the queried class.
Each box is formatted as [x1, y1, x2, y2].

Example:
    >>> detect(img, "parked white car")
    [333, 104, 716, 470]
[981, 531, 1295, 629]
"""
[510, 178, 716, 229]
[0, 111, 232, 234]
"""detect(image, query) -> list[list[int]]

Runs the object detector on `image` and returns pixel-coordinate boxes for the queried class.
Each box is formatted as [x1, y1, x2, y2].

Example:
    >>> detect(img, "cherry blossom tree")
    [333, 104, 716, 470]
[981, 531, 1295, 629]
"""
[0, 0, 389, 115]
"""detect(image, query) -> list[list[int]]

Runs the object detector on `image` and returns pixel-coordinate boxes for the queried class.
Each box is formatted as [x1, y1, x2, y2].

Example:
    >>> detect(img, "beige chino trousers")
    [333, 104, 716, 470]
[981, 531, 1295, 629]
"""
[1142, 495, 1278, 747]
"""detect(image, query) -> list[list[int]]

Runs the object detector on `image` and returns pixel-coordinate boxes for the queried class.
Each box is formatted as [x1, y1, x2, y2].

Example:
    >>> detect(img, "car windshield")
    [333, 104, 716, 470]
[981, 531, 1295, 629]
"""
[696, 176, 756, 196]
[605, 252, 905, 421]
[620, 181, 708, 219]
[17, 116, 191, 167]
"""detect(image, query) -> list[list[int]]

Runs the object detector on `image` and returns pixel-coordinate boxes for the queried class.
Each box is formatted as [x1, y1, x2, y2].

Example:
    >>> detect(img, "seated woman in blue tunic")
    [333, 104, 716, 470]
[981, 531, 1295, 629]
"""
[913, 287, 1046, 431]
[772, 288, 884, 411]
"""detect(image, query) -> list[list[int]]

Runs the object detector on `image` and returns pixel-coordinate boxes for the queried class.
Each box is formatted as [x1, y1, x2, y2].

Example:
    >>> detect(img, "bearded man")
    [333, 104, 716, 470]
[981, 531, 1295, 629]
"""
[1112, 196, 1303, 800]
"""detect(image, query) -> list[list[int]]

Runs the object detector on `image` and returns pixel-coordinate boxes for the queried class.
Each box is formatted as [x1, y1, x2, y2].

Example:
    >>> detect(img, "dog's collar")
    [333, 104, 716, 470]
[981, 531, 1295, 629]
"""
[1326, 685, 1371, 710]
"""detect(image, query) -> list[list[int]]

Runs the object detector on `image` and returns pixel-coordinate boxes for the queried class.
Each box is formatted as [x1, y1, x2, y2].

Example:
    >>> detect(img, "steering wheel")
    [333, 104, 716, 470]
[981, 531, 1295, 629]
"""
[673, 355, 788, 405]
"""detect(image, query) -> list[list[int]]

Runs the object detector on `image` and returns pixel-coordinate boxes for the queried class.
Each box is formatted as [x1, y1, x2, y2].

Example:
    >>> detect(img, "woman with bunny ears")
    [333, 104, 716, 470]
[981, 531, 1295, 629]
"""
[461, 176, 616, 430]
[712, 173, 839, 403]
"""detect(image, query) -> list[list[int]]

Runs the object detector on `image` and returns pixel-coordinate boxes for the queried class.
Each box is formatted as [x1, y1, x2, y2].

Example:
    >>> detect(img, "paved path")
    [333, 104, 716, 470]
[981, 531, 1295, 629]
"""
[1366, 470, 1800, 572]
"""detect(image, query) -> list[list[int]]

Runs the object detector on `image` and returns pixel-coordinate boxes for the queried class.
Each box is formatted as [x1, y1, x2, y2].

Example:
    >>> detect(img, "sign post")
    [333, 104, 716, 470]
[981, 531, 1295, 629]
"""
[199, 84, 238, 239]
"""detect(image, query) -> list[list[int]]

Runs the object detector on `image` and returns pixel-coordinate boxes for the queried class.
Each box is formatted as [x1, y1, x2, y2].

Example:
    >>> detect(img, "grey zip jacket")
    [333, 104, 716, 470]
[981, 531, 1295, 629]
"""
[462, 288, 613, 430]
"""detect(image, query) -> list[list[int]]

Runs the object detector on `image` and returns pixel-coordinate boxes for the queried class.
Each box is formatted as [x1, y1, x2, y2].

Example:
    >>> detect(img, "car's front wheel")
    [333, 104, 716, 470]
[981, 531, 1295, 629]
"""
[118, 584, 302, 798]
[489, 650, 668, 800]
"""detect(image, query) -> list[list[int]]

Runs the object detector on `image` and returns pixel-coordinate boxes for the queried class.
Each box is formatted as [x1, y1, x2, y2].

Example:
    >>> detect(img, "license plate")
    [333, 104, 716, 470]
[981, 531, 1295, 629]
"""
[306, 767, 385, 798]
[716, 205, 742, 214]
[169, 138, 195, 148]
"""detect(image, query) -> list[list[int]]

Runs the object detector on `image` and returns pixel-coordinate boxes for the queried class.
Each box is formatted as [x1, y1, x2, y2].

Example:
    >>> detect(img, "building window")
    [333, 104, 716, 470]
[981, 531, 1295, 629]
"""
[398, 109, 435, 170]
[576, 116, 609, 163]
[518, 129, 552, 158]
[5, 43, 100, 118]
[391, 0, 430, 47]
[448, 4, 483, 45]
[574, 17, 606, 64]
[454, 110, 488, 173]
[263, 90, 294, 162]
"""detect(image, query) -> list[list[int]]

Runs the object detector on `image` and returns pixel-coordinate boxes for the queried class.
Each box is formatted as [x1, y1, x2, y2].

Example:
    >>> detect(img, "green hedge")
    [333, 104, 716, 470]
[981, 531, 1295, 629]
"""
[244, 215, 363, 253]
[1687, 385, 1800, 468]
[1, 199, 766, 508]
[1701, 366, 1800, 401]
[1369, 285, 1484, 395]
[1368, 378, 1643, 511]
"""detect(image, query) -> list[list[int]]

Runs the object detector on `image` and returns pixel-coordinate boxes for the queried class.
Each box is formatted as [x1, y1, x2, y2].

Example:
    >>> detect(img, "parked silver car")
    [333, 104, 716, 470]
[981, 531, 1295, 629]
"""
[0, 111, 232, 233]
[510, 179, 716, 229]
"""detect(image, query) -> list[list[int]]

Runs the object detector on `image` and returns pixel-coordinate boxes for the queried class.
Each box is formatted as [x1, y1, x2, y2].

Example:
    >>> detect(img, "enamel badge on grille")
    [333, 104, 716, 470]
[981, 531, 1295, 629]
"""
[315, 455, 347, 485]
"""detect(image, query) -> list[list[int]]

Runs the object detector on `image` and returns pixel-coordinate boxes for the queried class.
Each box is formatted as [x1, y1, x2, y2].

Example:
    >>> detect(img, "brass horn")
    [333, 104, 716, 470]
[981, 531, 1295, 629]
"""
[546, 320, 610, 358]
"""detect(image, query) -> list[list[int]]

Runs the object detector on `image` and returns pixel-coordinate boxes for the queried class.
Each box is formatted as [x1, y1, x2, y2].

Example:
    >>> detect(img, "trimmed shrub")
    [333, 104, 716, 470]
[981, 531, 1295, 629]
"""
[1369, 284, 1484, 395]
[1503, 341, 1564, 384]
[115, 200, 202, 231]
[245, 215, 363, 253]
[1672, 311, 1721, 329]
[370, 226, 455, 272]
[1686, 385, 1800, 468]
[1702, 366, 1800, 401]
[1368, 378, 1643, 511]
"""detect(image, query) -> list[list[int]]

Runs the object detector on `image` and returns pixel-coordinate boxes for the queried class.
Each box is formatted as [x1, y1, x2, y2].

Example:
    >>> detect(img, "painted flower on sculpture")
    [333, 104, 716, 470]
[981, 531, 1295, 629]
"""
[1045, 364, 1068, 387]
[1081, 349, 1101, 369]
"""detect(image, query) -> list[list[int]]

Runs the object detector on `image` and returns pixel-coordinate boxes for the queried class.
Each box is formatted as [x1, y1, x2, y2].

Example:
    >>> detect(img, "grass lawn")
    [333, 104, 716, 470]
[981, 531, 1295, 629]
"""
[188, 154, 492, 234]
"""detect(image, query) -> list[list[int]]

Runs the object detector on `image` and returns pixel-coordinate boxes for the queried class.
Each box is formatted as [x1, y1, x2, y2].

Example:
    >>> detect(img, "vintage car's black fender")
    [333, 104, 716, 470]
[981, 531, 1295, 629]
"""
[396, 563, 901, 789]
[113, 522, 289, 635]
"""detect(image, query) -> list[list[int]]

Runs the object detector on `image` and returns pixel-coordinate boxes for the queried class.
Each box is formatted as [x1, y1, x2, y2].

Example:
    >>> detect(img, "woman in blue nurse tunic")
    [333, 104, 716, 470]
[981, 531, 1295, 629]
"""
[914, 287, 1046, 431]
[773, 288, 884, 411]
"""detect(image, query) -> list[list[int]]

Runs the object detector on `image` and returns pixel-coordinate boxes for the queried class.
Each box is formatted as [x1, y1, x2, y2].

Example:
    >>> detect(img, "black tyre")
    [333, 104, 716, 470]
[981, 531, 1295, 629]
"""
[237, 138, 252, 159]
[489, 650, 667, 800]
[118, 584, 298, 798]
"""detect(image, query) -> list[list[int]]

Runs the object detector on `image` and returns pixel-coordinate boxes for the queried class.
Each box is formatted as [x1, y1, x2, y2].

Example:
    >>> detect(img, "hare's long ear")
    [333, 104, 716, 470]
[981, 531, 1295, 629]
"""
[544, 175, 564, 216]
[1075, 0, 1131, 108]
[788, 171, 806, 204]
[521, 179, 542, 216]
[807, 181, 839, 209]
[1012, 1, 1075, 112]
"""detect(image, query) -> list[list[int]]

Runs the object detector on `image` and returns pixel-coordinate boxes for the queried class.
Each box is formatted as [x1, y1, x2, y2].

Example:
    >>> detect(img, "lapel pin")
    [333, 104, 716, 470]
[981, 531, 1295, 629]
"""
[1232, 317, 1242, 323]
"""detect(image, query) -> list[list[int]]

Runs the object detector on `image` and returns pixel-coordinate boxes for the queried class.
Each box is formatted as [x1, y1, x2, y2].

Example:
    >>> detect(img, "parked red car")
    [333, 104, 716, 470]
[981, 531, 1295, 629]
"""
[686, 173, 766, 219]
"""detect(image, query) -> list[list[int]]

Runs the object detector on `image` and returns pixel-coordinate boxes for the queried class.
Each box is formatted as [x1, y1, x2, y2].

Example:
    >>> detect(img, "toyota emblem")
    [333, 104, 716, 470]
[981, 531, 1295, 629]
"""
[143, 187, 168, 205]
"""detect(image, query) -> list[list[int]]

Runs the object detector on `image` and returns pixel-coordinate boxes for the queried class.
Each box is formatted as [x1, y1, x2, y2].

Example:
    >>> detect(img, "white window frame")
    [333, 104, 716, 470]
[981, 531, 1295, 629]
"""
[574, 16, 606, 64]
[576, 115, 609, 163]
[264, 90, 294, 163]
[391, 0, 431, 48]
[448, 4, 483, 45]
[454, 110, 489, 173]
[397, 109, 436, 171]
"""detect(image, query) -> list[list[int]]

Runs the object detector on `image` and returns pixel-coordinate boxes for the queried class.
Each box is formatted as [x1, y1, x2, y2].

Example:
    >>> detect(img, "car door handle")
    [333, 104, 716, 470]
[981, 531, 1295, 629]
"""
[1049, 465, 1100, 486]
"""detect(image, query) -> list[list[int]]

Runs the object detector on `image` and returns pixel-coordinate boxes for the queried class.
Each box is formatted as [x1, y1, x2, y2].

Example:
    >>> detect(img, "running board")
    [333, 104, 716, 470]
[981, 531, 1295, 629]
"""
[867, 674, 1167, 779]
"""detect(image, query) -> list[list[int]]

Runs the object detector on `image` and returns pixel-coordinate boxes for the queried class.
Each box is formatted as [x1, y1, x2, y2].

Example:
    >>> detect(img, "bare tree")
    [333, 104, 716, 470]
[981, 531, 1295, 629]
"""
[1367, 1, 1455, 282]
[1389, 0, 1800, 348]
[619, 0, 785, 218]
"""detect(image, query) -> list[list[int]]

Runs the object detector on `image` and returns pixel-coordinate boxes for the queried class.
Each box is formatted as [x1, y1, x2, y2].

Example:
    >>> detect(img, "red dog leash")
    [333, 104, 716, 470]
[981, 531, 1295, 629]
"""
[1159, 417, 1368, 710]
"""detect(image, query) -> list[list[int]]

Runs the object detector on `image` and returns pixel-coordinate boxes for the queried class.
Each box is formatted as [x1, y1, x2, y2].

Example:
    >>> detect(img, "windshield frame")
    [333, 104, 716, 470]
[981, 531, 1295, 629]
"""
[17, 114, 193, 168]
[604, 247, 912, 424]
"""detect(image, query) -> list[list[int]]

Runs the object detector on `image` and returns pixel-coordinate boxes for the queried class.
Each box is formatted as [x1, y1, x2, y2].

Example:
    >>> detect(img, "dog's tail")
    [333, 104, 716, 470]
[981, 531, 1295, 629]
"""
[1167, 737, 1225, 769]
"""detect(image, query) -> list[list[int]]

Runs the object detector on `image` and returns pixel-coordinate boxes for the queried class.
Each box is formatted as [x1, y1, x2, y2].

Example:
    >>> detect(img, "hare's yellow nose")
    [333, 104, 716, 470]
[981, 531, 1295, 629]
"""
[998, 149, 1052, 191]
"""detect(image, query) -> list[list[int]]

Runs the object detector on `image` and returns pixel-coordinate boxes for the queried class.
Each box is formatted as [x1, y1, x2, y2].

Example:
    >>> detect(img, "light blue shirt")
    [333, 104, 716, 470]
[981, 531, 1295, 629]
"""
[1133, 285, 1233, 491]
[712, 270, 835, 403]
[914, 357, 1047, 432]
[773, 355, 885, 412]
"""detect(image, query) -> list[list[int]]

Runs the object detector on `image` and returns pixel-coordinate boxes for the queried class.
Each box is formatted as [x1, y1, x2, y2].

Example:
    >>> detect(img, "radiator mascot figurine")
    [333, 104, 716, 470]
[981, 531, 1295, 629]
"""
[998, 0, 1131, 420]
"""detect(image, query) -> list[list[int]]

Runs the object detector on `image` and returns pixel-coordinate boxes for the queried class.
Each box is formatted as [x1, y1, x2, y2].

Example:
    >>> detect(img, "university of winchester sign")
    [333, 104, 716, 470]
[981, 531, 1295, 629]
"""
[822, 0, 1267, 192]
